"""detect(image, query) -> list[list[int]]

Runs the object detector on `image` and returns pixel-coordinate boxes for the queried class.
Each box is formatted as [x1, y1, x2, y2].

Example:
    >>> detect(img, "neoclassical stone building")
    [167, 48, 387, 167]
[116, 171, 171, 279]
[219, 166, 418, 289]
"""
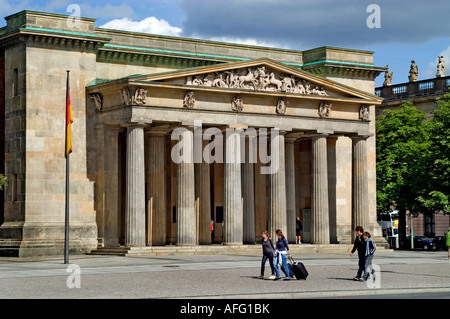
[0, 11, 385, 256]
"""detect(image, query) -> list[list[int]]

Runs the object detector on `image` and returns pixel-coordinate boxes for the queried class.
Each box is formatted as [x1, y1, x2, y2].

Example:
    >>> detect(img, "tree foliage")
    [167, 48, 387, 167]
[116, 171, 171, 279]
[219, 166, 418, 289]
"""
[0, 174, 6, 191]
[376, 96, 450, 215]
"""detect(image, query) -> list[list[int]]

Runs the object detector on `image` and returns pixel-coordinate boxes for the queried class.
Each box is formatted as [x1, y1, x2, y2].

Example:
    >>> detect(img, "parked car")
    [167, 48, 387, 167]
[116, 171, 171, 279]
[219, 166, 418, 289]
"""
[405, 236, 437, 250]
[432, 236, 447, 250]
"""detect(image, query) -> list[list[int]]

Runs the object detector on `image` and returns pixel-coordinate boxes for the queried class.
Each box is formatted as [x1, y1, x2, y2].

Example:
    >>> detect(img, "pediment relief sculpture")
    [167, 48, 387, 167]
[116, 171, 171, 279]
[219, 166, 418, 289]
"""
[185, 66, 328, 96]
[318, 102, 332, 118]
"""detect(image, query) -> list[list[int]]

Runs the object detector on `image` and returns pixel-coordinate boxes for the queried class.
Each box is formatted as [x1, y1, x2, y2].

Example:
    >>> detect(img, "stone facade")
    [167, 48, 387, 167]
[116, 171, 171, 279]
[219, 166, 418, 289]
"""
[0, 10, 386, 257]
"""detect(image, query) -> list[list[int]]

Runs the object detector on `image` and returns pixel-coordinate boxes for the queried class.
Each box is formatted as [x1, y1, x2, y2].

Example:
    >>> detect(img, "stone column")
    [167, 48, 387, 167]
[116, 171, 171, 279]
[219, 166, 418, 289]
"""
[285, 135, 297, 244]
[351, 135, 369, 231]
[224, 127, 243, 245]
[104, 126, 121, 247]
[311, 134, 330, 244]
[269, 129, 287, 241]
[125, 124, 146, 247]
[147, 128, 167, 246]
[195, 138, 211, 245]
[176, 127, 196, 245]
[242, 135, 255, 244]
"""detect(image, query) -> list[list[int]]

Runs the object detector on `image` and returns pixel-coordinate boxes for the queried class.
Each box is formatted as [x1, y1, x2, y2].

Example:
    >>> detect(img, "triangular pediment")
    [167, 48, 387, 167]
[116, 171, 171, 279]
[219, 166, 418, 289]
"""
[132, 58, 382, 103]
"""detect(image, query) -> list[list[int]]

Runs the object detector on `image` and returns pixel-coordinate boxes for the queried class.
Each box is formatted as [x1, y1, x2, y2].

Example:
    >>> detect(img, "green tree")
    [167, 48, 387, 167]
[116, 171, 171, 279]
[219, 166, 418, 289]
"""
[376, 101, 431, 247]
[417, 92, 450, 213]
[376, 101, 431, 214]
[0, 174, 6, 191]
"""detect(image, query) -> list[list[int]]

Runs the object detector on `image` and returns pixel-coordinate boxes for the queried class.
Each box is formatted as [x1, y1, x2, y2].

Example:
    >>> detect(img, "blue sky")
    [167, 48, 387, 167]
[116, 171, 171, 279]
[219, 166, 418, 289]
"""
[1, 0, 449, 87]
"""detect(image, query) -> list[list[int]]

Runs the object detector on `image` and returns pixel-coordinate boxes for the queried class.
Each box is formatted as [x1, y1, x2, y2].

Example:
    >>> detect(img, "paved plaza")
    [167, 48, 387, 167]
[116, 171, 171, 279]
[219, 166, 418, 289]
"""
[0, 250, 449, 299]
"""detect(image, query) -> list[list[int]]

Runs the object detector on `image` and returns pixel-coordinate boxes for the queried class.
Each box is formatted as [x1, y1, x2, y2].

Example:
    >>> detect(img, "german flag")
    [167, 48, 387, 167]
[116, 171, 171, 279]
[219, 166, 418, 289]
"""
[65, 71, 73, 158]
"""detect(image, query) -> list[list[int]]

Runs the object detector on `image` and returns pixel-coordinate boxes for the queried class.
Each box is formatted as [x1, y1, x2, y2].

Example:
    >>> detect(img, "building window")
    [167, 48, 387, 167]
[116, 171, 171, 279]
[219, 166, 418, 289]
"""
[424, 213, 435, 238]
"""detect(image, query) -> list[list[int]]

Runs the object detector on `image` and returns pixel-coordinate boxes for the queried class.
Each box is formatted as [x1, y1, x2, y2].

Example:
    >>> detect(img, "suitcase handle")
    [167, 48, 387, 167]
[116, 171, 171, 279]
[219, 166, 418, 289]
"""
[288, 256, 295, 264]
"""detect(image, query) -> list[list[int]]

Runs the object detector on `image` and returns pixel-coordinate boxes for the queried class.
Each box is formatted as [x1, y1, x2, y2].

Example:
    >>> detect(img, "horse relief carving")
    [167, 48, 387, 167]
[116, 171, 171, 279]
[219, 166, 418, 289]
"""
[186, 66, 328, 96]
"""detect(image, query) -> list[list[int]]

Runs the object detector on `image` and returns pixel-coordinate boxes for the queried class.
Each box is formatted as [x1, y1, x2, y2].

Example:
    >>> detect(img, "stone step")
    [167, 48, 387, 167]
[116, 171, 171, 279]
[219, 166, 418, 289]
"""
[88, 243, 392, 257]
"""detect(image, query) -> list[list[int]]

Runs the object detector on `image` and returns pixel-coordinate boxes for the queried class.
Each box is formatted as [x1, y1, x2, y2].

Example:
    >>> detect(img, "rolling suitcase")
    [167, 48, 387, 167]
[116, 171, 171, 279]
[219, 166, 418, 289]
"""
[288, 256, 308, 280]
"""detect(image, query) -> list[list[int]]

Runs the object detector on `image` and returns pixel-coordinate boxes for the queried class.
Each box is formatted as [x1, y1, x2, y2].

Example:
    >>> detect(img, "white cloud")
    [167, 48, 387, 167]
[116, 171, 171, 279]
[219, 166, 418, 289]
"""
[100, 17, 182, 37]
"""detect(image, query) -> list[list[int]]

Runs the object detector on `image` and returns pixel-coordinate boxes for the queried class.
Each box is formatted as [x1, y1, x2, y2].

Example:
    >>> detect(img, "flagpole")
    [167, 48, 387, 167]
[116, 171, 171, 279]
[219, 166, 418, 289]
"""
[64, 70, 70, 265]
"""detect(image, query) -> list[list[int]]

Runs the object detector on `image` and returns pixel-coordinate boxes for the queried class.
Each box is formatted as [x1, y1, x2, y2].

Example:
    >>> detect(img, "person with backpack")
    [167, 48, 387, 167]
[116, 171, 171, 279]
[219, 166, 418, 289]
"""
[259, 231, 276, 279]
[274, 229, 292, 280]
[363, 231, 376, 281]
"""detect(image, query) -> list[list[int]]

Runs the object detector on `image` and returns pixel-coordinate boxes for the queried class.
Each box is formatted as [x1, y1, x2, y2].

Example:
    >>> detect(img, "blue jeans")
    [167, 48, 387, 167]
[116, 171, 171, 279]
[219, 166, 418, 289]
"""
[274, 252, 290, 278]
[356, 252, 365, 278]
[261, 252, 275, 276]
[364, 254, 375, 280]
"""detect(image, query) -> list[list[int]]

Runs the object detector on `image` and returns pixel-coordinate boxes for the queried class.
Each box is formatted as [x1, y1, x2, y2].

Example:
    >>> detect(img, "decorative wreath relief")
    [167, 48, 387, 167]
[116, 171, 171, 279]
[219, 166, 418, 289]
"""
[231, 96, 244, 112]
[134, 88, 148, 106]
[318, 101, 332, 118]
[183, 91, 196, 109]
[91, 93, 102, 111]
[359, 105, 370, 122]
[276, 99, 287, 115]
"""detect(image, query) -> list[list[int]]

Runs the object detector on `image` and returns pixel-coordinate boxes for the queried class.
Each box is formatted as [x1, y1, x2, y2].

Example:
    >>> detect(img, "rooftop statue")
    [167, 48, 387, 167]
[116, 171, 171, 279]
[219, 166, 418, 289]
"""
[436, 56, 446, 77]
[408, 60, 418, 82]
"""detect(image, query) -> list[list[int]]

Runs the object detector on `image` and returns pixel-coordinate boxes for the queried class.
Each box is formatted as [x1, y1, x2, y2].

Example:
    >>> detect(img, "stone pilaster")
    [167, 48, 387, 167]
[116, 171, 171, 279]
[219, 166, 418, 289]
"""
[104, 126, 121, 247]
[311, 134, 330, 244]
[285, 135, 297, 244]
[327, 136, 338, 243]
[176, 127, 196, 245]
[351, 135, 369, 231]
[269, 129, 287, 241]
[195, 138, 211, 245]
[125, 124, 146, 247]
[242, 136, 255, 244]
[147, 128, 167, 246]
[224, 127, 243, 245]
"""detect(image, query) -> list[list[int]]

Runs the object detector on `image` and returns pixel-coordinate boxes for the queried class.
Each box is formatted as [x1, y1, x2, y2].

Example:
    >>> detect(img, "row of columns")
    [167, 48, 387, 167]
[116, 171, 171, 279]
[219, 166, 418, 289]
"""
[103, 124, 369, 247]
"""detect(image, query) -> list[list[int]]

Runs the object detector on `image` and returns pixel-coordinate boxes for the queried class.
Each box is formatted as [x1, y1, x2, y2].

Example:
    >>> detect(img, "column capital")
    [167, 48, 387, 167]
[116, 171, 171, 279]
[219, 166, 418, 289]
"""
[146, 124, 171, 135]
[122, 122, 148, 129]
[348, 133, 372, 141]
[285, 132, 304, 143]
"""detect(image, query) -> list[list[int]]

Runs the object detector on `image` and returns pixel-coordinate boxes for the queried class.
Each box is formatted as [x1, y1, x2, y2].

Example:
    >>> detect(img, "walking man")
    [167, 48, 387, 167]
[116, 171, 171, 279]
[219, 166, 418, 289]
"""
[350, 226, 366, 281]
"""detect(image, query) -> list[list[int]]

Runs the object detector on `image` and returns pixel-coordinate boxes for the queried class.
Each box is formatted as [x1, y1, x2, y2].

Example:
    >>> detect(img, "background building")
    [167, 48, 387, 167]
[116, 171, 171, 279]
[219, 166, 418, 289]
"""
[376, 64, 450, 240]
